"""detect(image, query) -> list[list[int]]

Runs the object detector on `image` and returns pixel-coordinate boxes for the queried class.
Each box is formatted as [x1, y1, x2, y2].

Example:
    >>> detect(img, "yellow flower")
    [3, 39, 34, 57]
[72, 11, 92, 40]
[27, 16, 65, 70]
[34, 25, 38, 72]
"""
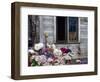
[44, 32, 48, 37]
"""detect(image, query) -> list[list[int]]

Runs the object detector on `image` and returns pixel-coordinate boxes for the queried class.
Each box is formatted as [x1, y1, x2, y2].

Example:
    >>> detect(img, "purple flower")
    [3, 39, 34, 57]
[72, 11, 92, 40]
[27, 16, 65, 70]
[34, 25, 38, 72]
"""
[60, 48, 72, 54]
[60, 48, 67, 53]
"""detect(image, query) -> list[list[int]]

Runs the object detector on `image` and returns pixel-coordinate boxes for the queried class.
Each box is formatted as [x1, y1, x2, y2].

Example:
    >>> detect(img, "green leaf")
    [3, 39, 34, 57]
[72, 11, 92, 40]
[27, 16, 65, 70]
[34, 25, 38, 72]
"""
[31, 59, 39, 66]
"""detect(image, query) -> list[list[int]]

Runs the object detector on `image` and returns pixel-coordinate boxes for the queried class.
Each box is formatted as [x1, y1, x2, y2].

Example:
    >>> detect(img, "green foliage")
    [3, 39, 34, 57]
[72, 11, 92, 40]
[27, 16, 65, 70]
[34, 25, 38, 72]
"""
[31, 59, 39, 66]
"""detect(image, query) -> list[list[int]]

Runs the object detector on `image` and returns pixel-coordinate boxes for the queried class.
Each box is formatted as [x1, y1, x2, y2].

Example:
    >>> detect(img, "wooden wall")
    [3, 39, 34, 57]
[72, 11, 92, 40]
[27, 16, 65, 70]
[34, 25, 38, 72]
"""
[30, 16, 88, 59]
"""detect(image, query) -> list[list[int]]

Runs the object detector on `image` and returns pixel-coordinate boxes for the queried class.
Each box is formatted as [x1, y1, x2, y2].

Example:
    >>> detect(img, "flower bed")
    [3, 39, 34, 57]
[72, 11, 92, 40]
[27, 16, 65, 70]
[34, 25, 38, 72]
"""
[28, 42, 86, 66]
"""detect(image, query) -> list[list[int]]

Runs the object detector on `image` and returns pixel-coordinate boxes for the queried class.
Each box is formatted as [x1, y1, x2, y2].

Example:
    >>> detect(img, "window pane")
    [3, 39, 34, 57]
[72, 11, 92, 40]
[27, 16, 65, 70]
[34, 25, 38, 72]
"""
[56, 17, 66, 42]
[69, 17, 78, 42]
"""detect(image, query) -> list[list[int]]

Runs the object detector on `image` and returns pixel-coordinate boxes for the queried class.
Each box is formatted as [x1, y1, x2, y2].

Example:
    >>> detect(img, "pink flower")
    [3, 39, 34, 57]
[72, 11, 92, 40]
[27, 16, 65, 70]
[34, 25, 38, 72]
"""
[42, 48, 48, 52]
[47, 58, 54, 63]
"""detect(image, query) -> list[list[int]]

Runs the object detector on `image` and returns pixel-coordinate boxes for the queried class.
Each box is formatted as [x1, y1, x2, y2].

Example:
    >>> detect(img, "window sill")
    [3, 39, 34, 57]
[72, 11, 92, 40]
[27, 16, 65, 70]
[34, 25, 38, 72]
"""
[66, 42, 80, 44]
[54, 42, 80, 44]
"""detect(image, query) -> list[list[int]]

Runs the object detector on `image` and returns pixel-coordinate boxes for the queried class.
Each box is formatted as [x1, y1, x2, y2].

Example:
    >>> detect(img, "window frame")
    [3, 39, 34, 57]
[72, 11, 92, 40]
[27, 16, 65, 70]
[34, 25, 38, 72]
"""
[56, 17, 80, 44]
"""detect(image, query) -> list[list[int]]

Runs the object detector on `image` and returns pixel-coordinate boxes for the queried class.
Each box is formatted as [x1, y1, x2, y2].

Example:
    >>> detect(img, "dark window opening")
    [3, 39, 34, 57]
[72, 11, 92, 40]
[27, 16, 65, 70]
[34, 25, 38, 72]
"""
[56, 16, 67, 43]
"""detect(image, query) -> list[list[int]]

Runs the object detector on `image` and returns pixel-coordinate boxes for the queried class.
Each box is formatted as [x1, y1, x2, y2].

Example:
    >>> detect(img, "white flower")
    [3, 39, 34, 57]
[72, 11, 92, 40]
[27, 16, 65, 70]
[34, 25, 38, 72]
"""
[76, 59, 81, 63]
[34, 43, 44, 51]
[47, 58, 53, 63]
[35, 55, 47, 64]
[47, 43, 51, 48]
[35, 56, 40, 62]
[53, 49, 62, 56]
[39, 43, 44, 48]
[63, 53, 72, 60]
[58, 50, 62, 55]
[28, 49, 35, 54]
[34, 44, 40, 51]
[51, 44, 56, 49]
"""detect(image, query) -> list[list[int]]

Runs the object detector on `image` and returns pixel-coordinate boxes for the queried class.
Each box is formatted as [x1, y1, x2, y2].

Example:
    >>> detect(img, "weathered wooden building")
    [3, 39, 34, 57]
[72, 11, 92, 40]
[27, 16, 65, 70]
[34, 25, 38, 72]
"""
[28, 15, 88, 59]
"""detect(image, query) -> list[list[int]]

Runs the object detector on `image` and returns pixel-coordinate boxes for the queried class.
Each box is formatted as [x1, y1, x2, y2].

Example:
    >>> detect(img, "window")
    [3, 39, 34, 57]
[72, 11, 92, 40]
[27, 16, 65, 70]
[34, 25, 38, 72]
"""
[56, 16, 79, 43]
[68, 17, 78, 42]
[28, 15, 79, 48]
